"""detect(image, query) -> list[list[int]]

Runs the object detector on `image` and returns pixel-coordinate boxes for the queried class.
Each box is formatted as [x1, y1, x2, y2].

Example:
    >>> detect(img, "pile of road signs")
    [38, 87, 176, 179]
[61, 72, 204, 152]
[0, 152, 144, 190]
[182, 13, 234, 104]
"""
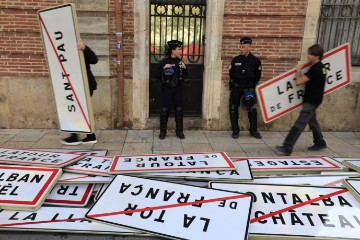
[0, 147, 360, 239]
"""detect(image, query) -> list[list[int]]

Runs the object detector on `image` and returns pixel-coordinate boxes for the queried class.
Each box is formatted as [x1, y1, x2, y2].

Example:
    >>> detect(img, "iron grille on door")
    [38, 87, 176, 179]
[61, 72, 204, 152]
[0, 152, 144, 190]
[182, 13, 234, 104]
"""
[317, 0, 360, 65]
[149, 0, 206, 117]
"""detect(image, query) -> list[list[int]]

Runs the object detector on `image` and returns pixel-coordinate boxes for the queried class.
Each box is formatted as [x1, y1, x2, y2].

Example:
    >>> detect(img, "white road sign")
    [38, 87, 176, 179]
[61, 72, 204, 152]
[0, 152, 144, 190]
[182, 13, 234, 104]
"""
[64, 156, 113, 176]
[256, 43, 351, 123]
[38, 4, 95, 133]
[343, 160, 360, 173]
[94, 183, 109, 201]
[35, 149, 108, 156]
[253, 174, 357, 187]
[44, 183, 94, 207]
[0, 206, 142, 235]
[231, 156, 344, 175]
[0, 165, 62, 211]
[343, 178, 360, 203]
[0, 147, 85, 168]
[109, 152, 236, 174]
[58, 172, 113, 183]
[135, 159, 252, 181]
[333, 157, 360, 163]
[210, 182, 360, 239]
[86, 175, 253, 240]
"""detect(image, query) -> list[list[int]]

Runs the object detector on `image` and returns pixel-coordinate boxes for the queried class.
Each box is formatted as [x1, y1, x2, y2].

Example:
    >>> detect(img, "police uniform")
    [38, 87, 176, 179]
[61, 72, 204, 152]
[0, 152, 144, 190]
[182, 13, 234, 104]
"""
[229, 37, 262, 139]
[156, 40, 187, 140]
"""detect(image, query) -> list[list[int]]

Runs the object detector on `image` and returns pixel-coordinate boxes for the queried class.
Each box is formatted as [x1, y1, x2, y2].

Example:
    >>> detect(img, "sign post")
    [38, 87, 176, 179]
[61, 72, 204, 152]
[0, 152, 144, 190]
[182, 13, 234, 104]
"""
[109, 152, 236, 174]
[256, 43, 351, 123]
[210, 182, 360, 239]
[232, 156, 345, 175]
[86, 175, 253, 240]
[0, 165, 62, 211]
[38, 4, 95, 133]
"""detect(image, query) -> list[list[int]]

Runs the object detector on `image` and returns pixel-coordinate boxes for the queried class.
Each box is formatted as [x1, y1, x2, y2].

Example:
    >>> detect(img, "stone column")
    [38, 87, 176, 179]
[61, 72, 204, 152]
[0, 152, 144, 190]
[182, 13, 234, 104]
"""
[132, 0, 149, 128]
[202, 0, 225, 129]
[300, 0, 322, 61]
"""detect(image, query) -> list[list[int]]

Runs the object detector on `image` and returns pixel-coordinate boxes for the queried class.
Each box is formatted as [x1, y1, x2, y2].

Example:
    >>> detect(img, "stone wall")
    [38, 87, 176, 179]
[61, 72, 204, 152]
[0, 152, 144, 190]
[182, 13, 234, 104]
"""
[0, 0, 359, 131]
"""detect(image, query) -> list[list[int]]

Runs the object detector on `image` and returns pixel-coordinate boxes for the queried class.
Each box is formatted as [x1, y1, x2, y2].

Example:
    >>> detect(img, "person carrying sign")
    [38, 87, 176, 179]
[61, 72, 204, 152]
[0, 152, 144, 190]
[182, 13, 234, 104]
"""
[60, 42, 98, 145]
[156, 40, 188, 140]
[229, 37, 262, 139]
[276, 44, 327, 156]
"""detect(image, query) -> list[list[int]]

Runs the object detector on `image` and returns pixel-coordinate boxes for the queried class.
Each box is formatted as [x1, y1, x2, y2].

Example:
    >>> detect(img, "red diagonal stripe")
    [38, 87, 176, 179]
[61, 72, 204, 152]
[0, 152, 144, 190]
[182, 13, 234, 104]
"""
[39, 14, 91, 131]
[88, 194, 251, 218]
[250, 188, 348, 224]
[0, 218, 85, 227]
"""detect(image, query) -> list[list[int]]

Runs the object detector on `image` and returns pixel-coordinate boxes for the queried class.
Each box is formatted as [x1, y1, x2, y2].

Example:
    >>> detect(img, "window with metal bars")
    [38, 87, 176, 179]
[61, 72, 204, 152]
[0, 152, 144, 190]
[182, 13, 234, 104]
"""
[317, 0, 360, 65]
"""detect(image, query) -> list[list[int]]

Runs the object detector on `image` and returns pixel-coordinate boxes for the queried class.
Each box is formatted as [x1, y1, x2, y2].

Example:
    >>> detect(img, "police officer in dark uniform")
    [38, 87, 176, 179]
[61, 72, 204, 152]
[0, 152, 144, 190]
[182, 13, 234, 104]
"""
[156, 40, 187, 140]
[229, 37, 262, 139]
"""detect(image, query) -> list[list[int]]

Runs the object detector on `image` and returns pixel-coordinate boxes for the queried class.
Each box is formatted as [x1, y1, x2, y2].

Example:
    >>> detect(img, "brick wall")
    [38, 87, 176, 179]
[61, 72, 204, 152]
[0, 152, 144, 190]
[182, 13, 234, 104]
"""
[222, 0, 307, 82]
[0, 1, 64, 77]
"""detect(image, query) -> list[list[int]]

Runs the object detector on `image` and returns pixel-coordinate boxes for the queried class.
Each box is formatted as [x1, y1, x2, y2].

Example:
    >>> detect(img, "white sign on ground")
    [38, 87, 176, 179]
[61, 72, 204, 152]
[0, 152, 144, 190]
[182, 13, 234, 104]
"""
[35, 149, 108, 156]
[0, 165, 62, 211]
[231, 156, 344, 175]
[256, 43, 351, 123]
[332, 157, 360, 163]
[0, 147, 85, 168]
[135, 159, 252, 181]
[343, 160, 360, 173]
[58, 173, 113, 183]
[0, 206, 142, 235]
[38, 4, 95, 133]
[94, 183, 109, 201]
[86, 175, 253, 240]
[64, 156, 113, 176]
[44, 183, 94, 207]
[109, 152, 236, 174]
[343, 178, 360, 203]
[253, 174, 359, 187]
[210, 182, 360, 239]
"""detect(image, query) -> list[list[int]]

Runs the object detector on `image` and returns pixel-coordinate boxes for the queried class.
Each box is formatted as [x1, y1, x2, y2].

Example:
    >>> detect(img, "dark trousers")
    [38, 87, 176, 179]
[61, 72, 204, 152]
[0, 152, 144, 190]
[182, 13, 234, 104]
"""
[160, 85, 184, 133]
[229, 87, 258, 133]
[161, 85, 183, 109]
[284, 102, 326, 149]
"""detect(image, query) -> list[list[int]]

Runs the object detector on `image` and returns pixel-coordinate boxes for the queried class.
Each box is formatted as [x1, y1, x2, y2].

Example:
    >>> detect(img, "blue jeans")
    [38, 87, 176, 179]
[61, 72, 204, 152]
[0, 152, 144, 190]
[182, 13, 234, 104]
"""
[284, 102, 326, 149]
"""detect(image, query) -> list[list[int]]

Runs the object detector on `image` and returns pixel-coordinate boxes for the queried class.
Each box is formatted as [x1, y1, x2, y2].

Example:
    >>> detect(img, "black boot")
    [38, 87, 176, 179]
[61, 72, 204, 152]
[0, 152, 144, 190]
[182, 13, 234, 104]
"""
[230, 104, 239, 138]
[175, 107, 185, 139]
[60, 133, 81, 146]
[82, 133, 97, 144]
[248, 109, 262, 139]
[309, 127, 326, 150]
[159, 107, 169, 140]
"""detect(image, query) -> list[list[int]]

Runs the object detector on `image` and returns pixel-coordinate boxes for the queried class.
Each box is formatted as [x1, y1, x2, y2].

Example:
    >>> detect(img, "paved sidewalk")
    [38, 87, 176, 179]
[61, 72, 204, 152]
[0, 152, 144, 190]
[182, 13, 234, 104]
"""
[1, 128, 360, 240]
[1, 129, 360, 157]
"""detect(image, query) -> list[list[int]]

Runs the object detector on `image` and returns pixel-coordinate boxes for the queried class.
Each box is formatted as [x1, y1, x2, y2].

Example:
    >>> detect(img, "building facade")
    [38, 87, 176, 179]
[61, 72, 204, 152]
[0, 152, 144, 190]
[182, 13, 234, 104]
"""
[1, 0, 359, 131]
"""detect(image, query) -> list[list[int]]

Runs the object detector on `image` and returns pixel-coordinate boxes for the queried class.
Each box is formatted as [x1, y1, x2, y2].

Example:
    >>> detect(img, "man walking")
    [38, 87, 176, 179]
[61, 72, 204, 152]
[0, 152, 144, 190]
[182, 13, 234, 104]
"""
[276, 44, 327, 156]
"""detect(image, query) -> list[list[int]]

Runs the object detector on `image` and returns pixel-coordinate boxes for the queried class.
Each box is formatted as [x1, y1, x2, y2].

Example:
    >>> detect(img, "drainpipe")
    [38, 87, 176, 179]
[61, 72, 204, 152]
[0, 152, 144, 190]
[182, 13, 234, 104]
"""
[115, 0, 124, 128]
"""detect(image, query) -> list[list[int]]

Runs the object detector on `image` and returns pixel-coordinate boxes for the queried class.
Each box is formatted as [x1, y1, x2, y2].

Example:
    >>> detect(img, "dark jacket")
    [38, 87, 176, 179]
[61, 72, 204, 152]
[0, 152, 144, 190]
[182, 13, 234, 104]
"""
[83, 46, 98, 92]
[229, 52, 262, 88]
[156, 56, 188, 86]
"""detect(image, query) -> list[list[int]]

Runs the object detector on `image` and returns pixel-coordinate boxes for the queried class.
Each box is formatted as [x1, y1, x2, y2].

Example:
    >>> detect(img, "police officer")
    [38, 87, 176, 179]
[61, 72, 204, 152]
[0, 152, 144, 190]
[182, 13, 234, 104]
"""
[229, 37, 262, 139]
[156, 40, 187, 140]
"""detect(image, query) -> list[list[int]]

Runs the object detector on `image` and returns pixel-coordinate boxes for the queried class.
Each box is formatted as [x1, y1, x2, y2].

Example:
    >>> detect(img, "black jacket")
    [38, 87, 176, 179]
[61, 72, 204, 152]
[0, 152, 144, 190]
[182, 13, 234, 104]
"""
[156, 56, 188, 86]
[229, 52, 262, 87]
[83, 46, 98, 92]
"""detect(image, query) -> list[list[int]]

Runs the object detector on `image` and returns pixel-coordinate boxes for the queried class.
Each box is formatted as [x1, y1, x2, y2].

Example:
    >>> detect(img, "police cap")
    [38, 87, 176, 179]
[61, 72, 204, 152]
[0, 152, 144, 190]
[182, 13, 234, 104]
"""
[167, 40, 183, 49]
[240, 37, 252, 45]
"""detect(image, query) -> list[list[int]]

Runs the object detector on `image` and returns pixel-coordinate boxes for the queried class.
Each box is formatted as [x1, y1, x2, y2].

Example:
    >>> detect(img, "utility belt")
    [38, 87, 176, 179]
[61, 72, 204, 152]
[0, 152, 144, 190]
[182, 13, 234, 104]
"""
[162, 76, 182, 88]
[230, 79, 253, 89]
